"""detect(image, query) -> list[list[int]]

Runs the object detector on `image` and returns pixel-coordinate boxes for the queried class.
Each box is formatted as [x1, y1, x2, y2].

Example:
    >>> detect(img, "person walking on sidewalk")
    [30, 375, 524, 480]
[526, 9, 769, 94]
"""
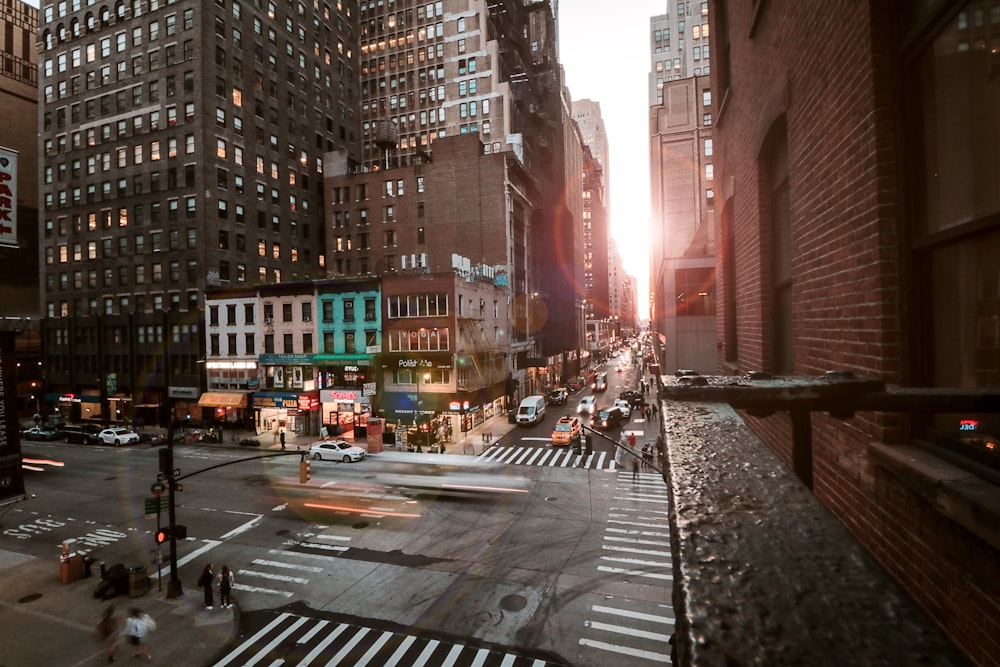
[198, 562, 215, 609]
[280, 429, 286, 450]
[631, 455, 640, 482]
[124, 607, 155, 661]
[218, 564, 235, 609]
[96, 604, 122, 662]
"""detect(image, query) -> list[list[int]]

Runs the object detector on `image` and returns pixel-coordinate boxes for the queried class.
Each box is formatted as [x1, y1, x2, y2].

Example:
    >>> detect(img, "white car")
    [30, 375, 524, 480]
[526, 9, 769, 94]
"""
[98, 427, 140, 446]
[576, 395, 597, 415]
[613, 399, 632, 418]
[309, 440, 367, 463]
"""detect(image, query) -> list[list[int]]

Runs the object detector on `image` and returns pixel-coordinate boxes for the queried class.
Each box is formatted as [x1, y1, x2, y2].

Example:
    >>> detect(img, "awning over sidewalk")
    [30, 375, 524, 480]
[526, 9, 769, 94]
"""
[198, 392, 248, 408]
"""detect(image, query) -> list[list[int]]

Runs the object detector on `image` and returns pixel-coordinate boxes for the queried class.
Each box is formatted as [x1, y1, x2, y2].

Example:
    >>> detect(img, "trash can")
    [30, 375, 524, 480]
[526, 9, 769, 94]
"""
[128, 566, 149, 598]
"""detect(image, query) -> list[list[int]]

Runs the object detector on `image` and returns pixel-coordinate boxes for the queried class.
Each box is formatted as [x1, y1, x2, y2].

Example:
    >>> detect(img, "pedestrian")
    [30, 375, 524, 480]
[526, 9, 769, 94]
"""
[657, 434, 665, 458]
[124, 606, 155, 661]
[218, 564, 235, 609]
[279, 429, 286, 450]
[651, 404, 658, 419]
[631, 455, 640, 481]
[273, 428, 279, 444]
[642, 443, 653, 468]
[198, 562, 215, 609]
[95, 604, 122, 662]
[628, 432, 637, 449]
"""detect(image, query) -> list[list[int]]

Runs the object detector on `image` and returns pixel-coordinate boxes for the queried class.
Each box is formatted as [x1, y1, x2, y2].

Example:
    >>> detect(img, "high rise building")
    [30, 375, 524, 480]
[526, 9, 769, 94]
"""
[353, 0, 585, 380]
[648, 4, 717, 372]
[649, 2, 711, 105]
[0, 0, 39, 318]
[36, 0, 361, 423]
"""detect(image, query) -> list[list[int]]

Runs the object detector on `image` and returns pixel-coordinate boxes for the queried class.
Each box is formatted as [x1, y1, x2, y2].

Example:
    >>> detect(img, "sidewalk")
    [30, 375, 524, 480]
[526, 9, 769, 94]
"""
[145, 413, 517, 458]
[0, 538, 238, 666]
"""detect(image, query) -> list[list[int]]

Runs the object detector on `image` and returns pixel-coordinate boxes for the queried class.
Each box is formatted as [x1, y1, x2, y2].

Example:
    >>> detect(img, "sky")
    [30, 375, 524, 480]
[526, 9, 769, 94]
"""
[558, 1, 662, 320]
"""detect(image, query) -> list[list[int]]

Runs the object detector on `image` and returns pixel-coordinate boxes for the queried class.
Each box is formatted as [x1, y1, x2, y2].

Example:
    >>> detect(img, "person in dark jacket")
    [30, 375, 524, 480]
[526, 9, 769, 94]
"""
[198, 563, 215, 609]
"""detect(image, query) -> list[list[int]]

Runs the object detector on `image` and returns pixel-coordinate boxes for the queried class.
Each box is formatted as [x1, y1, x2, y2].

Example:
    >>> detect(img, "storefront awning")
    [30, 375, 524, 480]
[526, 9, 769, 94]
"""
[198, 392, 248, 408]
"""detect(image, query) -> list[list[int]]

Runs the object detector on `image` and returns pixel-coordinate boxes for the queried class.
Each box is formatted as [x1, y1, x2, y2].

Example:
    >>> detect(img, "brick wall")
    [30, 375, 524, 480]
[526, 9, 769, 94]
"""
[711, 1, 1000, 664]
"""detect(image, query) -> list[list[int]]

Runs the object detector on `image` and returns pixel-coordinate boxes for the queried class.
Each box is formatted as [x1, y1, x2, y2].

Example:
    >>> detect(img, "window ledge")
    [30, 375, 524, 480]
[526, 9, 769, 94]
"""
[869, 442, 1000, 551]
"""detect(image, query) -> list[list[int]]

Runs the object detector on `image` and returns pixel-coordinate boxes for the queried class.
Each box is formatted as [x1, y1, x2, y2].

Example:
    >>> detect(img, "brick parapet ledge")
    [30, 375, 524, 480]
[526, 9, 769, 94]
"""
[662, 400, 969, 666]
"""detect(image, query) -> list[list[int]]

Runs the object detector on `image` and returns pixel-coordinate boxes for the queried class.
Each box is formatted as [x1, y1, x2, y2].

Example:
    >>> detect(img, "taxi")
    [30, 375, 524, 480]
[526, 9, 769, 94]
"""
[551, 415, 582, 446]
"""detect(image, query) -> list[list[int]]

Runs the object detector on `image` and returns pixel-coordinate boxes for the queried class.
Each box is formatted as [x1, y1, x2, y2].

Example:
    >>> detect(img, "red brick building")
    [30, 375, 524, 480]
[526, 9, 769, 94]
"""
[709, 1, 999, 664]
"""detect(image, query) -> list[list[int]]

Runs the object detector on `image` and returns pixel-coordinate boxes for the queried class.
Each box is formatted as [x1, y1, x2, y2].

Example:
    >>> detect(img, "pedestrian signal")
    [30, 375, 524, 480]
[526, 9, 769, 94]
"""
[155, 528, 170, 544]
[299, 459, 311, 484]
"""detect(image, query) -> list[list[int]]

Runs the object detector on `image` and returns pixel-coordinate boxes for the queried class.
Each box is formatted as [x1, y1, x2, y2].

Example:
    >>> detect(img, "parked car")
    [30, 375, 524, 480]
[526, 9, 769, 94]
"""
[61, 423, 103, 445]
[576, 395, 597, 415]
[551, 416, 582, 446]
[97, 427, 140, 447]
[613, 399, 632, 419]
[22, 426, 60, 441]
[593, 406, 625, 430]
[546, 388, 569, 405]
[567, 377, 587, 393]
[309, 440, 367, 463]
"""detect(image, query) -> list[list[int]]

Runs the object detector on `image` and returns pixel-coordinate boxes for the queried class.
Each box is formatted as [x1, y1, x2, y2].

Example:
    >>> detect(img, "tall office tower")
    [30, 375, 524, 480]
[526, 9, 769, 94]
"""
[356, 1, 581, 361]
[648, 2, 716, 372]
[36, 0, 362, 426]
[649, 1, 711, 105]
[37, 0, 362, 319]
[571, 98, 609, 208]
[0, 0, 39, 318]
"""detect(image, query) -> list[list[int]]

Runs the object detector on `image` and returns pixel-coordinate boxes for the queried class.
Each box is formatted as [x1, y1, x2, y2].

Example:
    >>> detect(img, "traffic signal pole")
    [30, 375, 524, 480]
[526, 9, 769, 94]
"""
[164, 419, 183, 599]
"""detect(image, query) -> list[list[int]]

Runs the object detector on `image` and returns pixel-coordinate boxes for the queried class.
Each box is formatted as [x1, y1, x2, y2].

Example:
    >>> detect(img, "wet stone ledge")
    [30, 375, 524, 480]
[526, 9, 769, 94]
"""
[662, 401, 969, 667]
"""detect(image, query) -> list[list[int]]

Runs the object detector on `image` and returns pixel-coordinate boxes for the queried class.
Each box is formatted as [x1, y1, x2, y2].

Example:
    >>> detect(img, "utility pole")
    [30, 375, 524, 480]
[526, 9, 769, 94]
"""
[163, 417, 183, 598]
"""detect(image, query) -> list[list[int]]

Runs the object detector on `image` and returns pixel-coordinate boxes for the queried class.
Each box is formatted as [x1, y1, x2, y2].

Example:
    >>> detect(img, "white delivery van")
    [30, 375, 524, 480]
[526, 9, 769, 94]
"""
[516, 395, 546, 425]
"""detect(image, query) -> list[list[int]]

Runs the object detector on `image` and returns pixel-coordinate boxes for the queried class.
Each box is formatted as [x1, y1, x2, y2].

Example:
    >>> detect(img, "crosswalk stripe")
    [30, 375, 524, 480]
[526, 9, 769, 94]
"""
[606, 527, 671, 538]
[598, 565, 673, 580]
[354, 630, 395, 667]
[586, 620, 672, 642]
[414, 638, 441, 665]
[592, 605, 675, 625]
[231, 582, 293, 596]
[251, 558, 324, 572]
[326, 626, 371, 666]
[439, 642, 464, 667]
[602, 544, 672, 557]
[578, 637, 670, 663]
[301, 622, 348, 664]
[385, 634, 418, 665]
[604, 535, 671, 547]
[297, 618, 330, 644]
[237, 569, 310, 584]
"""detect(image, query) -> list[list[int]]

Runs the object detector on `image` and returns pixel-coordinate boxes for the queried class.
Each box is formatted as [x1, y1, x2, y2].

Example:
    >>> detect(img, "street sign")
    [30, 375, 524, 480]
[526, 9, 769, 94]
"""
[144, 496, 168, 514]
[150, 481, 166, 496]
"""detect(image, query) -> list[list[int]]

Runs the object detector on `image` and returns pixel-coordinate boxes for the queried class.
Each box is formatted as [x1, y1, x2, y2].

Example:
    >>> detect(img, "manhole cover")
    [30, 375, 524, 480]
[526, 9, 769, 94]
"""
[18, 593, 42, 604]
[499, 594, 527, 612]
[352, 521, 369, 529]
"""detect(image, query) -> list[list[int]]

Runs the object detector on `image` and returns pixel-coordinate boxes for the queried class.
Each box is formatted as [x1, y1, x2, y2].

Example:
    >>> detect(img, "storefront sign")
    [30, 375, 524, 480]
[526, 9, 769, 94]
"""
[260, 353, 313, 365]
[297, 393, 320, 411]
[0, 148, 17, 248]
[252, 392, 299, 409]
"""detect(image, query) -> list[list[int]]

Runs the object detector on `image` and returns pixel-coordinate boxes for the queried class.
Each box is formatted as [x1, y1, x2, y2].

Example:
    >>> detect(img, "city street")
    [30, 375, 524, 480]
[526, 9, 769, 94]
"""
[2, 379, 673, 666]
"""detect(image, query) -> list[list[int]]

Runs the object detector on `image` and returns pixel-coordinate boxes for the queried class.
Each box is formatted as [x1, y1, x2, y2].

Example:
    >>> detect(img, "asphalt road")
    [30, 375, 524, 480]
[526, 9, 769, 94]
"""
[5, 366, 672, 666]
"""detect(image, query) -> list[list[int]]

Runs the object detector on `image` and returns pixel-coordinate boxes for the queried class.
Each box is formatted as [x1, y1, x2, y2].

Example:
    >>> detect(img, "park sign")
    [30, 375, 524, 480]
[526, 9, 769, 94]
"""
[0, 332, 26, 503]
[0, 147, 16, 248]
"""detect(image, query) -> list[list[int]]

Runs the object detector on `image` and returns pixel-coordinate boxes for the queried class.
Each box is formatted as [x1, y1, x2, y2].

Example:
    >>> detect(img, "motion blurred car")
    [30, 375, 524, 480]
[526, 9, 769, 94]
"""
[619, 390, 644, 408]
[22, 426, 60, 441]
[546, 388, 569, 405]
[551, 416, 581, 446]
[576, 395, 597, 415]
[309, 440, 367, 463]
[593, 406, 625, 430]
[97, 427, 140, 446]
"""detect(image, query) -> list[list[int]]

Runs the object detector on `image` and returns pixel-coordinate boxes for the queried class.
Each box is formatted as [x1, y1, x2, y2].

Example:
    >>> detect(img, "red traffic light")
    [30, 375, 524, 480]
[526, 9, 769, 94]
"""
[155, 528, 170, 544]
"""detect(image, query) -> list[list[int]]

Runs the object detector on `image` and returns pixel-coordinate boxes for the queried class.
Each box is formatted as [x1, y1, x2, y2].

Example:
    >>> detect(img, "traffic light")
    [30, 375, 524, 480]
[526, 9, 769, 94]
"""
[155, 527, 170, 544]
[299, 459, 311, 484]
